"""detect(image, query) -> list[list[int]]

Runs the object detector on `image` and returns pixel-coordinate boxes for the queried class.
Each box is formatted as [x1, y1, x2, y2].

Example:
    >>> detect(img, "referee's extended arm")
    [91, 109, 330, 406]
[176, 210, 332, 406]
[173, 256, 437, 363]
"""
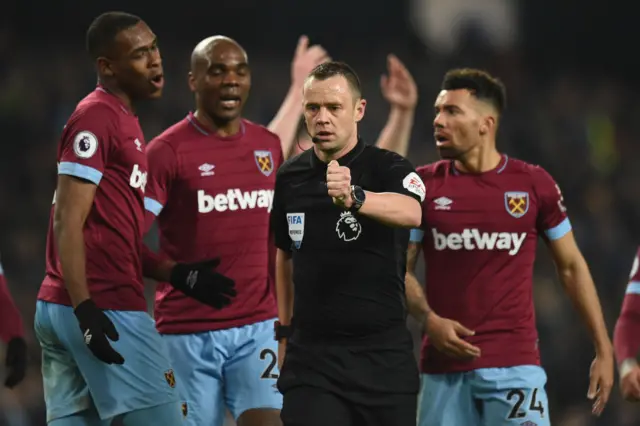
[327, 160, 421, 228]
[357, 192, 421, 228]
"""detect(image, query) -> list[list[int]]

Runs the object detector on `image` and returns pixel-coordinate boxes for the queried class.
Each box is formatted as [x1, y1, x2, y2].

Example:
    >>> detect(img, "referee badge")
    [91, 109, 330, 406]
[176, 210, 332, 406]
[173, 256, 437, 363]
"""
[287, 213, 305, 249]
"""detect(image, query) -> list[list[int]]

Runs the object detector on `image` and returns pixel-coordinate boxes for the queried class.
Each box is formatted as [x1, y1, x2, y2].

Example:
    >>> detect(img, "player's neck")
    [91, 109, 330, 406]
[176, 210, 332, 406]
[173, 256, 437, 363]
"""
[455, 145, 502, 174]
[314, 134, 359, 163]
[194, 109, 242, 137]
[98, 80, 135, 113]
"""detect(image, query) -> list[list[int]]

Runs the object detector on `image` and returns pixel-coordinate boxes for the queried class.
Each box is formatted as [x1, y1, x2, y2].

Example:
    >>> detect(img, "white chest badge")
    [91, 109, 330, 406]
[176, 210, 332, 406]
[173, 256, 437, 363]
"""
[336, 211, 362, 242]
[287, 213, 305, 249]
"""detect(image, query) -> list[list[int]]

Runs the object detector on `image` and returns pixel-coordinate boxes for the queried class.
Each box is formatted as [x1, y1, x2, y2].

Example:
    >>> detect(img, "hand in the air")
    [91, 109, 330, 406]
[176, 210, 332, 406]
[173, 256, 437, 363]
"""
[326, 160, 352, 209]
[380, 54, 418, 111]
[291, 36, 330, 85]
[425, 313, 481, 360]
[587, 352, 614, 416]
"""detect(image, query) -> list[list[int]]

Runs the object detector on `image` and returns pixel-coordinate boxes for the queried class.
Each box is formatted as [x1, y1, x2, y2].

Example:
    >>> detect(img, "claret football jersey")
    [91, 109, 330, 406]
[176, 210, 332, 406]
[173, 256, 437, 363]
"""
[38, 87, 149, 311]
[412, 155, 570, 373]
[145, 113, 283, 333]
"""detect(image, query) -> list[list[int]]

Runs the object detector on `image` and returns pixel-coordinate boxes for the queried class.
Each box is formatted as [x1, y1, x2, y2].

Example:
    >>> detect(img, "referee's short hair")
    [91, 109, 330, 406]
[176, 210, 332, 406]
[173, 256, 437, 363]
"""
[86, 11, 142, 60]
[306, 61, 362, 100]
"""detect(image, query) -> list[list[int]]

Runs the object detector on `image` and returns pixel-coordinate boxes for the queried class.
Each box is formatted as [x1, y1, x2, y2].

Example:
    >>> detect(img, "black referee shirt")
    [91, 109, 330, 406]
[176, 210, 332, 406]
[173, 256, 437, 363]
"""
[271, 138, 424, 340]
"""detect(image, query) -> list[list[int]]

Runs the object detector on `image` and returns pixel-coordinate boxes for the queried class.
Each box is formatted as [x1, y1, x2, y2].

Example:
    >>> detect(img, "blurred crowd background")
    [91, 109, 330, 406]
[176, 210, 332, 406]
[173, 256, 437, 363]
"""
[1, 0, 639, 424]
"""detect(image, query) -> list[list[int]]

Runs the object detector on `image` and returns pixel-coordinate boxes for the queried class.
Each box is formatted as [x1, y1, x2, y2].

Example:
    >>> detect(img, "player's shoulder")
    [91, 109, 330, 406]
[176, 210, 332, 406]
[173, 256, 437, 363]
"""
[70, 91, 121, 125]
[415, 159, 449, 179]
[149, 117, 192, 149]
[241, 119, 281, 148]
[503, 156, 557, 185]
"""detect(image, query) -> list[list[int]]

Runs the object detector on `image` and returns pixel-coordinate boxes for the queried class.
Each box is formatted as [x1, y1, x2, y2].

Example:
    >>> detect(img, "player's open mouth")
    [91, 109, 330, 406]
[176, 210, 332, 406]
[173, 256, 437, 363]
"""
[219, 96, 241, 109]
[150, 74, 164, 89]
[435, 134, 451, 146]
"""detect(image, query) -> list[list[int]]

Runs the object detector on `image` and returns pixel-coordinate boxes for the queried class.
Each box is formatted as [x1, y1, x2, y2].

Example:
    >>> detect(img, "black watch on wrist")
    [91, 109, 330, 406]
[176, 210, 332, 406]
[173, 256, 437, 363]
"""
[350, 185, 366, 212]
[274, 320, 293, 341]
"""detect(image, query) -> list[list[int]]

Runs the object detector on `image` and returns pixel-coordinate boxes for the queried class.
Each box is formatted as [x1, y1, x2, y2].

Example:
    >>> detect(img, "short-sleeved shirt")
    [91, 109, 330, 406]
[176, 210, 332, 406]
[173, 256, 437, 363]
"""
[411, 155, 571, 374]
[271, 138, 425, 398]
[37, 87, 149, 311]
[144, 113, 283, 334]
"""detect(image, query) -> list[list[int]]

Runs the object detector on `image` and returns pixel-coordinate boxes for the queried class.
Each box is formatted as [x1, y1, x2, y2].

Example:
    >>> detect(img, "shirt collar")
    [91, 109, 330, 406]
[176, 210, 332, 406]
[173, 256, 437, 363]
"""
[310, 137, 365, 169]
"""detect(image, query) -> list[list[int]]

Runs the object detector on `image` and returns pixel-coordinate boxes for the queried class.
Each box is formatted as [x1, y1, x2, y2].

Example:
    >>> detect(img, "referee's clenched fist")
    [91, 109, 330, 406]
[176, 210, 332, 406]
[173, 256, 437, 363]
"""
[326, 160, 352, 208]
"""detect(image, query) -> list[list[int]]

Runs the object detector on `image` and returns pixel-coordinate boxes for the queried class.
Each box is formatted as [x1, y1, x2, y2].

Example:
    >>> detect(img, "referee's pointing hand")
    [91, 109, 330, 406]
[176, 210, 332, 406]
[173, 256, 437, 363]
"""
[327, 160, 353, 209]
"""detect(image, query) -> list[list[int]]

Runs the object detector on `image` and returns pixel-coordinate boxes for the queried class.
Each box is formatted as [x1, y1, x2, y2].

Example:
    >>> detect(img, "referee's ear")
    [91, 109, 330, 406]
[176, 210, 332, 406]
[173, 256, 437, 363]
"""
[354, 98, 366, 122]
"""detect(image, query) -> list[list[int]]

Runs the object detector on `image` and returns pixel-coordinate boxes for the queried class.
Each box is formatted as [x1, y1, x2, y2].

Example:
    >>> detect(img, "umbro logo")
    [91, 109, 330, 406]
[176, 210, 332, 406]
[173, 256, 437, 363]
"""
[199, 163, 215, 177]
[434, 196, 452, 210]
[134, 138, 143, 152]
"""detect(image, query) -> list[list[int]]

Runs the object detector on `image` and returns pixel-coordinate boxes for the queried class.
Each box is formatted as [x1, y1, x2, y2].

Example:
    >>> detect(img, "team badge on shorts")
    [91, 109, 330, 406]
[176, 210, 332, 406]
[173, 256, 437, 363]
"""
[254, 150, 274, 176]
[181, 402, 188, 418]
[505, 191, 529, 218]
[164, 369, 176, 388]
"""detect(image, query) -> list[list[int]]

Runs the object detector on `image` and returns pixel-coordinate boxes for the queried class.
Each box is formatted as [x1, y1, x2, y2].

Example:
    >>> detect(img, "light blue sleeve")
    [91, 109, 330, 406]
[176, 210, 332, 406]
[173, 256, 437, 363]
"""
[626, 281, 640, 295]
[144, 197, 163, 216]
[544, 217, 572, 241]
[409, 228, 424, 243]
[58, 162, 103, 185]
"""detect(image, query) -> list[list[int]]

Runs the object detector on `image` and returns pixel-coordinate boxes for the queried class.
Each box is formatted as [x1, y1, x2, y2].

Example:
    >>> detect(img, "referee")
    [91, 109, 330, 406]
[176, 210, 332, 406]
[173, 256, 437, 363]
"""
[271, 61, 426, 426]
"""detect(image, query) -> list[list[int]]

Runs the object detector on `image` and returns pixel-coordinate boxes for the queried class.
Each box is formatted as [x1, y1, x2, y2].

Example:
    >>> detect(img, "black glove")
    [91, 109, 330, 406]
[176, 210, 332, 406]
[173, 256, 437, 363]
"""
[74, 299, 125, 365]
[4, 337, 27, 388]
[170, 258, 236, 309]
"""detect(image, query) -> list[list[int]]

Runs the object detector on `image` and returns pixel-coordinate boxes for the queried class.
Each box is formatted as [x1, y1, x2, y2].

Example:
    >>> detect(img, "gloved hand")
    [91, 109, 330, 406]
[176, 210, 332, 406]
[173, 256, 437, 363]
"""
[170, 258, 236, 309]
[74, 299, 125, 365]
[4, 337, 27, 388]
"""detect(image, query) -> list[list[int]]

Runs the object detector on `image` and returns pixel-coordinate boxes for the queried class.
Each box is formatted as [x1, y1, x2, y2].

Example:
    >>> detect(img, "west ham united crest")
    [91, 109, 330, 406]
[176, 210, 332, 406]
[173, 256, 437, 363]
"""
[181, 402, 188, 418]
[164, 369, 176, 388]
[505, 191, 529, 218]
[254, 150, 274, 176]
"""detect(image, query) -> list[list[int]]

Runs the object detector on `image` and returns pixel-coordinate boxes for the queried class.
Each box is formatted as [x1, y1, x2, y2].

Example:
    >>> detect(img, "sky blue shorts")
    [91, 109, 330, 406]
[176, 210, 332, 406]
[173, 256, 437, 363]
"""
[418, 365, 550, 426]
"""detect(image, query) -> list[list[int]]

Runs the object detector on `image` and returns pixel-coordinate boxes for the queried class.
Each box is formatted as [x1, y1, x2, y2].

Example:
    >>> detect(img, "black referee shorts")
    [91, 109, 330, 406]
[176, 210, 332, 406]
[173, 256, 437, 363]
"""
[281, 385, 416, 426]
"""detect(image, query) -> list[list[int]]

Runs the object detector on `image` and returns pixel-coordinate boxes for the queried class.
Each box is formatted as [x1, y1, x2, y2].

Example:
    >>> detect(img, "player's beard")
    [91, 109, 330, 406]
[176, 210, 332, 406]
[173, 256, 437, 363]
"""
[437, 145, 462, 160]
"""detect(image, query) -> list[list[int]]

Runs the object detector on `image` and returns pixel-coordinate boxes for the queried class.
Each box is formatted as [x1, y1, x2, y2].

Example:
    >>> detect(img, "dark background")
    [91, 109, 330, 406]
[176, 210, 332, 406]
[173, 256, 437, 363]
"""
[1, 0, 639, 424]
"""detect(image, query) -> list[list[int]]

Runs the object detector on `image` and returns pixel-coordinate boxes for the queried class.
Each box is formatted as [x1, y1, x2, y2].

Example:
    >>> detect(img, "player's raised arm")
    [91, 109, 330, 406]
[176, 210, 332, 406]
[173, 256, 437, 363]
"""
[0, 260, 27, 388]
[268, 35, 329, 159]
[538, 170, 613, 415]
[373, 54, 417, 157]
[613, 248, 640, 401]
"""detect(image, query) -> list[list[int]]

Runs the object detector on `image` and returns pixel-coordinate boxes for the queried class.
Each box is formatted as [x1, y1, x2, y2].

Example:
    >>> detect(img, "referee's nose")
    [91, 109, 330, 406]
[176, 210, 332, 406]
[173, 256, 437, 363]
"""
[316, 106, 330, 125]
